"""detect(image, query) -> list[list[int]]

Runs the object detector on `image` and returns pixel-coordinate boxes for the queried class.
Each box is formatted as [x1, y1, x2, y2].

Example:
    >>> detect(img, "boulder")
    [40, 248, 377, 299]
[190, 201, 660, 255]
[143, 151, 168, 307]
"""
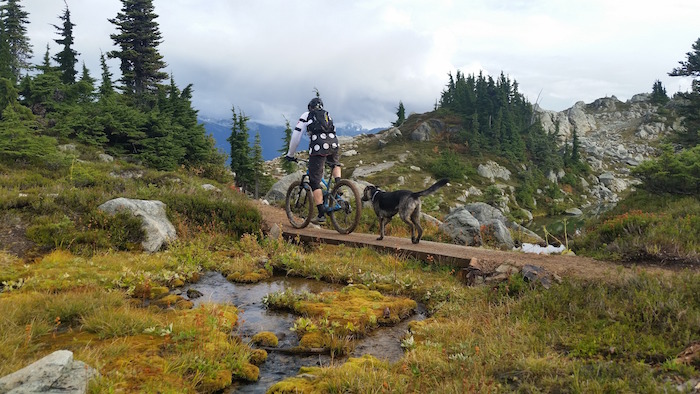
[264, 171, 305, 202]
[477, 161, 511, 182]
[410, 122, 433, 141]
[481, 219, 514, 250]
[439, 207, 481, 246]
[98, 198, 177, 252]
[0, 350, 98, 394]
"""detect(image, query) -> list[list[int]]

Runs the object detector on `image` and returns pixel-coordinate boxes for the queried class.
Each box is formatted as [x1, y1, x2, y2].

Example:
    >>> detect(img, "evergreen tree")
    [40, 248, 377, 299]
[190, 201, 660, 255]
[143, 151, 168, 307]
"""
[392, 101, 405, 127]
[571, 127, 580, 163]
[250, 132, 264, 199]
[650, 80, 669, 105]
[278, 117, 296, 174]
[668, 37, 700, 146]
[52, 4, 79, 85]
[20, 45, 66, 114]
[108, 0, 168, 107]
[76, 62, 96, 103]
[0, 77, 59, 166]
[0, 18, 12, 80]
[98, 52, 114, 99]
[227, 106, 252, 190]
[0, 0, 32, 84]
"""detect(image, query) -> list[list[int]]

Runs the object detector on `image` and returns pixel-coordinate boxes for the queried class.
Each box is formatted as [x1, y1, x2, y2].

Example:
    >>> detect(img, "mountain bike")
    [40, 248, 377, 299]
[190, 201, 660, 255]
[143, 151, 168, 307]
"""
[284, 158, 362, 234]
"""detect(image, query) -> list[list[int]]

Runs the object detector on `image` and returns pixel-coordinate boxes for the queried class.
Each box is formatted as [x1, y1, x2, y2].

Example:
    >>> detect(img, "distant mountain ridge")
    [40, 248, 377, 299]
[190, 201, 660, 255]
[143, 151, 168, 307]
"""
[200, 117, 383, 162]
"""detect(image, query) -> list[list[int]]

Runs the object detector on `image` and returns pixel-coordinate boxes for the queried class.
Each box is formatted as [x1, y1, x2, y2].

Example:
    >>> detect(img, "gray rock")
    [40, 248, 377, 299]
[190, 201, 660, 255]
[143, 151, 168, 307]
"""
[352, 162, 396, 178]
[410, 122, 433, 141]
[98, 153, 113, 163]
[378, 127, 402, 139]
[57, 144, 77, 152]
[98, 198, 177, 252]
[463, 202, 507, 224]
[565, 208, 583, 216]
[481, 219, 514, 250]
[264, 171, 305, 202]
[0, 350, 98, 394]
[477, 161, 511, 182]
[201, 184, 221, 192]
[440, 207, 481, 246]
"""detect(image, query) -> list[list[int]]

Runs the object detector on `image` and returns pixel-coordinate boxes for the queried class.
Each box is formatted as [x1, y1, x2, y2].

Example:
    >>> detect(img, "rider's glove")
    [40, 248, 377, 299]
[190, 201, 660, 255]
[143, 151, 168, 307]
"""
[285, 155, 296, 162]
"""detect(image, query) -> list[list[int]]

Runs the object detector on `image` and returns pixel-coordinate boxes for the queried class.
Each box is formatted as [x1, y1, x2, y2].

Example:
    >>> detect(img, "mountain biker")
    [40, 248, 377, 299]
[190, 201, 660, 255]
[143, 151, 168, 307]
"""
[285, 97, 341, 224]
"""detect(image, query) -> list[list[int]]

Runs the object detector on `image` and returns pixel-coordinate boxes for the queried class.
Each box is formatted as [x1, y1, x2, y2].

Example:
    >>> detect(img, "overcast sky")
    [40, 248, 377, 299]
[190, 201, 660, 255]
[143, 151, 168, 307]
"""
[21, 0, 699, 129]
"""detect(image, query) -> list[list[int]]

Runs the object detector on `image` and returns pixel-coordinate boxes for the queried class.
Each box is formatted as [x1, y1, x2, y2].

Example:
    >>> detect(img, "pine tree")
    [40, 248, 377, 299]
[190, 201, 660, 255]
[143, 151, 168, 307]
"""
[650, 80, 669, 105]
[98, 52, 114, 99]
[76, 62, 96, 103]
[251, 132, 264, 199]
[392, 101, 405, 127]
[227, 107, 252, 190]
[0, 0, 32, 84]
[279, 117, 296, 174]
[108, 0, 168, 107]
[0, 18, 13, 80]
[52, 4, 79, 85]
[668, 37, 700, 147]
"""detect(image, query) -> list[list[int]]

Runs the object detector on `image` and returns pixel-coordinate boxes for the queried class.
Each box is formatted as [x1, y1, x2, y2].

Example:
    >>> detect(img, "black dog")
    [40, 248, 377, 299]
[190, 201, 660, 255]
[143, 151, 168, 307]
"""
[362, 178, 449, 244]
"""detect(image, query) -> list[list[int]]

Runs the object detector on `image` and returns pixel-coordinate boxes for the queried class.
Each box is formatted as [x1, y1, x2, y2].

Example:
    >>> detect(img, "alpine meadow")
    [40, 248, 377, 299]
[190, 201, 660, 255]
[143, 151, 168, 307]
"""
[0, 0, 699, 393]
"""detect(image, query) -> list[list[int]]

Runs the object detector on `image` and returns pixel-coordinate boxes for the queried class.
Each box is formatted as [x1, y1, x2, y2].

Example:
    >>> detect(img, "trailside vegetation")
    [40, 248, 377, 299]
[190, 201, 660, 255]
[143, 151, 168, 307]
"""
[572, 37, 700, 264]
[0, 0, 225, 174]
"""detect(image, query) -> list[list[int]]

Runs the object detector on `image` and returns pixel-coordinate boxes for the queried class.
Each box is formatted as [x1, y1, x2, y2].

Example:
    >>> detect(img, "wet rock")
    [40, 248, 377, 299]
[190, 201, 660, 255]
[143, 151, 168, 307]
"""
[186, 289, 203, 299]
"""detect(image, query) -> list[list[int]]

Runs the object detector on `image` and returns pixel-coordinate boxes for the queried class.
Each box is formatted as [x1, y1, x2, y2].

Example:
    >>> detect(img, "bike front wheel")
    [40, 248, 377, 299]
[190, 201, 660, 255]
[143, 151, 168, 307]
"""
[285, 180, 314, 229]
[328, 179, 362, 234]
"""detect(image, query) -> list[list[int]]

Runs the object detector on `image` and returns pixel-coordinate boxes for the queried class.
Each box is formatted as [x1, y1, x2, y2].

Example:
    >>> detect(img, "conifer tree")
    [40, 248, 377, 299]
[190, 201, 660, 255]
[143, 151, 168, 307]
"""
[76, 62, 95, 103]
[227, 106, 252, 190]
[108, 0, 168, 107]
[52, 4, 79, 85]
[251, 132, 264, 198]
[650, 80, 669, 105]
[0, 18, 12, 80]
[392, 101, 405, 127]
[279, 117, 296, 174]
[669, 38, 700, 146]
[0, 0, 32, 84]
[98, 52, 114, 99]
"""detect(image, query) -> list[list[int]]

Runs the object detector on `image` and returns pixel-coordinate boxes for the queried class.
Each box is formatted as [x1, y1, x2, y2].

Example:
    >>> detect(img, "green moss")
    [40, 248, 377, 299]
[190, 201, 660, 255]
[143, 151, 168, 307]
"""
[234, 362, 259, 382]
[249, 349, 268, 365]
[151, 294, 193, 309]
[250, 331, 278, 347]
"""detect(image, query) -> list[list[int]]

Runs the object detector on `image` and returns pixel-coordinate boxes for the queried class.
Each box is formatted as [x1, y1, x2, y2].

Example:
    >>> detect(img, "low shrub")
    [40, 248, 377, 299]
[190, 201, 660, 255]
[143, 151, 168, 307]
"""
[163, 193, 261, 238]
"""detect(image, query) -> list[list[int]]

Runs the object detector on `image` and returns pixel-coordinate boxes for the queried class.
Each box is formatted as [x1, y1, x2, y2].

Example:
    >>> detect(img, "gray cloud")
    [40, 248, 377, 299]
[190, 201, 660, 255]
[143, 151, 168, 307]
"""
[22, 0, 699, 129]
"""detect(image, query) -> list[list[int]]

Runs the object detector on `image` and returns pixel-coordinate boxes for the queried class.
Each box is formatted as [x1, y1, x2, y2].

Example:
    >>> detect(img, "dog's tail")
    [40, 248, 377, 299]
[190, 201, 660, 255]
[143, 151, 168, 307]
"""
[412, 178, 449, 198]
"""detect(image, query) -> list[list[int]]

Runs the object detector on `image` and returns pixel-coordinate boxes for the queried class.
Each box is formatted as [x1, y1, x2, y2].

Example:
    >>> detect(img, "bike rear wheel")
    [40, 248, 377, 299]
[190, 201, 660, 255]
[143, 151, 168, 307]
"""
[285, 180, 314, 228]
[329, 179, 362, 234]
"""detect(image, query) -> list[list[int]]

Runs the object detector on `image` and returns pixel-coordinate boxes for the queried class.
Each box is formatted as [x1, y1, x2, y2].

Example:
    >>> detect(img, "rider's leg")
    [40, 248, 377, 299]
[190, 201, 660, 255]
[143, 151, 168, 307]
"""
[308, 155, 326, 221]
[328, 150, 342, 185]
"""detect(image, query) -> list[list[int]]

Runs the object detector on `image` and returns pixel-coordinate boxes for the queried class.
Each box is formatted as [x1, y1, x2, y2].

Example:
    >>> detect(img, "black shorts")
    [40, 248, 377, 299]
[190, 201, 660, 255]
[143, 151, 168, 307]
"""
[308, 150, 340, 191]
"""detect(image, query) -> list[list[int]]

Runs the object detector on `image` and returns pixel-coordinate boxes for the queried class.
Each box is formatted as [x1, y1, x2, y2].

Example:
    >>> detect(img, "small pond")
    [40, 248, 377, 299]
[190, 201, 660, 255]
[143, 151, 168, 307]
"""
[179, 271, 425, 393]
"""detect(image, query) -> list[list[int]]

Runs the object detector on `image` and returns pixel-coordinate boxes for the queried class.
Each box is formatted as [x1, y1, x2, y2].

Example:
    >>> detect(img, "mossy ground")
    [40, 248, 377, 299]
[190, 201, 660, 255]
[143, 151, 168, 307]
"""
[1, 225, 699, 393]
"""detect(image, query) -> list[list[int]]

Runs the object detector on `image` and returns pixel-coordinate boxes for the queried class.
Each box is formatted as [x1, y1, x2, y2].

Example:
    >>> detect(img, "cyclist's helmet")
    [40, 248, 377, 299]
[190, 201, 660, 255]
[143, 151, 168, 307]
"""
[308, 98, 323, 111]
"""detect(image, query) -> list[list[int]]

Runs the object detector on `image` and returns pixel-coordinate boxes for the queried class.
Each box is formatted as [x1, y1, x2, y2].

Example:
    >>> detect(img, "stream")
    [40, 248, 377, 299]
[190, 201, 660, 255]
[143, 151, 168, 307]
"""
[179, 271, 426, 393]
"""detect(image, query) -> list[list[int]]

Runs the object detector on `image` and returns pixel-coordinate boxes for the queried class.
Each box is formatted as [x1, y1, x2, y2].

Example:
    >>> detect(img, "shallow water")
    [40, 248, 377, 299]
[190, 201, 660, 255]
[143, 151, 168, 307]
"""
[179, 271, 425, 393]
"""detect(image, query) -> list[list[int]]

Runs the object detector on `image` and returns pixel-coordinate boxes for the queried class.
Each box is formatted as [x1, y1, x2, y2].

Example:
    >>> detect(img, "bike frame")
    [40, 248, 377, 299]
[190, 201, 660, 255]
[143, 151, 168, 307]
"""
[298, 160, 343, 214]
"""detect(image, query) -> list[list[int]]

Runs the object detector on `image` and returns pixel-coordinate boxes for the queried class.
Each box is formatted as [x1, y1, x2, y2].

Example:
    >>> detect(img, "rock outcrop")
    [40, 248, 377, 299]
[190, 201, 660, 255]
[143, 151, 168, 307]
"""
[0, 350, 98, 394]
[440, 202, 545, 249]
[98, 198, 177, 252]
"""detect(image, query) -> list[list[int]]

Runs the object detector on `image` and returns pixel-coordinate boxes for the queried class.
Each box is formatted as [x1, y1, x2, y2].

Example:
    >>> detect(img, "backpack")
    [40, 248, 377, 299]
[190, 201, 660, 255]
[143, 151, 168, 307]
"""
[307, 109, 334, 135]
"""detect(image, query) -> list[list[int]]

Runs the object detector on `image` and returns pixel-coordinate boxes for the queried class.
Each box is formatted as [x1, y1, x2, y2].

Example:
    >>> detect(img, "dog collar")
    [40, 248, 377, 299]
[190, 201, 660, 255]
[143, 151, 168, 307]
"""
[371, 190, 381, 202]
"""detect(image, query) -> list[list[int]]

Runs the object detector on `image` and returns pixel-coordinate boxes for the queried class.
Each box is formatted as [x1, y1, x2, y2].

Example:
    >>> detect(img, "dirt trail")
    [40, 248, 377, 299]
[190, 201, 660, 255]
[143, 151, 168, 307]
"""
[254, 200, 696, 281]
